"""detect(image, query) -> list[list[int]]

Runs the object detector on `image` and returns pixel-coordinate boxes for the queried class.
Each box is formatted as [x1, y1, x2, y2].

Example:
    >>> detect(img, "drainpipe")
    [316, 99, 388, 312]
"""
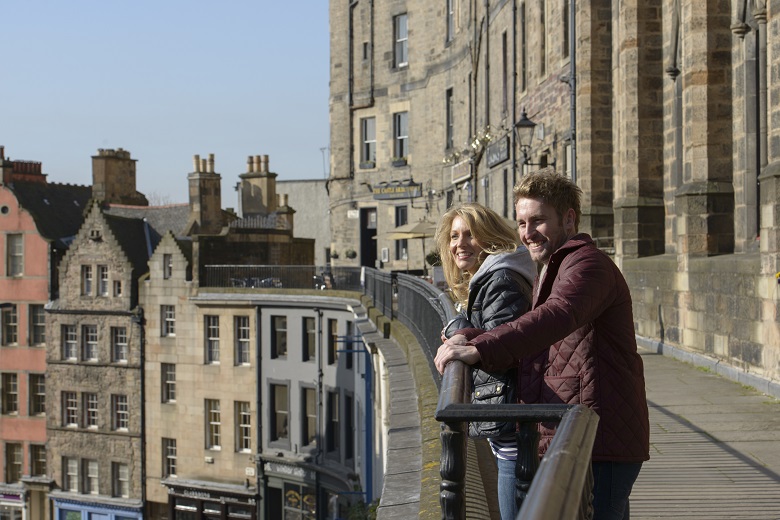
[255, 306, 266, 520]
[134, 307, 147, 511]
[512, 0, 518, 187]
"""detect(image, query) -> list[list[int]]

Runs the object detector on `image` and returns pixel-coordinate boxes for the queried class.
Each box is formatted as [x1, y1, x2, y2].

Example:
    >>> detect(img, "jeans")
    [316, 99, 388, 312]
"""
[591, 462, 643, 520]
[496, 457, 518, 520]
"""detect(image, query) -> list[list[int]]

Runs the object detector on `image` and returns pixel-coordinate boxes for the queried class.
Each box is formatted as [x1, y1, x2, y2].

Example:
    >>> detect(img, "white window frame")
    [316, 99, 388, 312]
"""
[236, 401, 252, 453]
[84, 459, 99, 495]
[84, 392, 98, 429]
[205, 315, 220, 364]
[271, 384, 289, 442]
[29, 373, 45, 415]
[6, 234, 23, 277]
[82, 324, 98, 362]
[112, 394, 129, 431]
[62, 325, 77, 360]
[162, 438, 177, 477]
[112, 462, 129, 498]
[112, 327, 128, 362]
[1, 304, 18, 346]
[98, 265, 109, 296]
[64, 457, 79, 492]
[360, 117, 376, 164]
[81, 265, 93, 296]
[63, 391, 78, 427]
[1, 373, 18, 414]
[163, 254, 173, 279]
[271, 315, 287, 358]
[206, 399, 221, 450]
[161, 305, 176, 337]
[394, 13, 409, 68]
[393, 111, 409, 159]
[162, 363, 176, 403]
[29, 304, 46, 345]
[234, 316, 250, 365]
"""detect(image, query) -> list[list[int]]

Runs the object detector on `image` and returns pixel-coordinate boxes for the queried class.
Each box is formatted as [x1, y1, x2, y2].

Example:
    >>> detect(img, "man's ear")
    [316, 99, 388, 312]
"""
[564, 208, 576, 232]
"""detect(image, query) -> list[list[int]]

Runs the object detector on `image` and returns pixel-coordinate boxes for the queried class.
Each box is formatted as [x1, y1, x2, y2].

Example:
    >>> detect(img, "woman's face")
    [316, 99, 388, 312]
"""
[449, 215, 484, 275]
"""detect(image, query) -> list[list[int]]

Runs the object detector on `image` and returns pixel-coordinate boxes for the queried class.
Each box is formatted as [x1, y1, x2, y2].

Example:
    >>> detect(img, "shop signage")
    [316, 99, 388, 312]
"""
[372, 180, 422, 200]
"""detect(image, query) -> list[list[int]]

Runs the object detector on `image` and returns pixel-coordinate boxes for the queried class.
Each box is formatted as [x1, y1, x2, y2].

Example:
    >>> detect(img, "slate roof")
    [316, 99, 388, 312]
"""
[103, 203, 191, 239]
[10, 182, 92, 247]
[103, 212, 155, 280]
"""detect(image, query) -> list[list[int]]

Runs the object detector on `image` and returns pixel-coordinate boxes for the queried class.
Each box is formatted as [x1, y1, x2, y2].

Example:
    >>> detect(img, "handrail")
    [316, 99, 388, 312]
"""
[435, 360, 599, 520]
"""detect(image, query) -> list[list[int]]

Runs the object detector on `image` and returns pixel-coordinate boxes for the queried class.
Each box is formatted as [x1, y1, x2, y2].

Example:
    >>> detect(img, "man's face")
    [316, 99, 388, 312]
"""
[515, 197, 576, 264]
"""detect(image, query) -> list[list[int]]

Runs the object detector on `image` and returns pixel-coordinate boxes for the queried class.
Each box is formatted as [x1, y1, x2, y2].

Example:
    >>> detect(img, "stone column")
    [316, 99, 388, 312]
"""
[674, 0, 734, 258]
[612, 0, 665, 263]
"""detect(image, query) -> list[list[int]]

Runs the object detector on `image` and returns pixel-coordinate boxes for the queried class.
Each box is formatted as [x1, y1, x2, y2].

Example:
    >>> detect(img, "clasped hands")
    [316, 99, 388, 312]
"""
[434, 333, 481, 374]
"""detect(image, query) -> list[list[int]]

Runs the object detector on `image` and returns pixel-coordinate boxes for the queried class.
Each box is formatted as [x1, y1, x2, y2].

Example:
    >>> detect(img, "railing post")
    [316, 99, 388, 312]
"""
[440, 420, 468, 520]
[515, 421, 540, 511]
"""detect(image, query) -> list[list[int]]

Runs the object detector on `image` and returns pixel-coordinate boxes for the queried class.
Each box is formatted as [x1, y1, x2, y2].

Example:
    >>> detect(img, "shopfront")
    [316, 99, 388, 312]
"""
[164, 480, 257, 520]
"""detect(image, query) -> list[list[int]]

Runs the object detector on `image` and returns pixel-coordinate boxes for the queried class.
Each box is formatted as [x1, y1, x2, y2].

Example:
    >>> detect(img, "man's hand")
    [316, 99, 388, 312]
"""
[434, 334, 481, 374]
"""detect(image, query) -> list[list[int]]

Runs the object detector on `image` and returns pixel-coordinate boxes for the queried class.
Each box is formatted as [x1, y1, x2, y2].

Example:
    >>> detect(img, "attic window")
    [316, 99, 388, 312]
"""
[89, 229, 102, 241]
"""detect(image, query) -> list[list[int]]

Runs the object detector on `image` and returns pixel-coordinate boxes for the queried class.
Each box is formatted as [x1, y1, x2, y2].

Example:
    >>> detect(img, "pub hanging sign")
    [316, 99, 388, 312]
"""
[372, 179, 422, 200]
[486, 135, 510, 168]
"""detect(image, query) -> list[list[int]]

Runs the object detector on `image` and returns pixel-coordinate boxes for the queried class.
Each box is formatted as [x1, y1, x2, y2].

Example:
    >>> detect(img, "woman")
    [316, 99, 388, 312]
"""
[435, 202, 536, 520]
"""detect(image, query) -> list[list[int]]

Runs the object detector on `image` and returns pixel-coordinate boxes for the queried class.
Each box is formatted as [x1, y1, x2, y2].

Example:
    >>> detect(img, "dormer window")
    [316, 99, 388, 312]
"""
[89, 229, 102, 241]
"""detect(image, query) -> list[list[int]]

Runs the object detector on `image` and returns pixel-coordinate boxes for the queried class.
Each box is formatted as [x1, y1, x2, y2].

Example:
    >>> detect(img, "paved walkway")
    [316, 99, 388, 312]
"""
[633, 349, 780, 520]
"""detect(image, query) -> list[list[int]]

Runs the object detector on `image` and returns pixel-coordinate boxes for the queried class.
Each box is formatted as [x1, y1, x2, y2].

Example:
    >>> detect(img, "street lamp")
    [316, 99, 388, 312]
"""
[514, 108, 537, 165]
[514, 109, 556, 169]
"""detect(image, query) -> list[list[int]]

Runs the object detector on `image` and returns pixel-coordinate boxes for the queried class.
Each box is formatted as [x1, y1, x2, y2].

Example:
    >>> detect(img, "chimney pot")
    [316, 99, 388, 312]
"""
[208, 154, 215, 173]
[247, 156, 253, 173]
[193, 155, 200, 172]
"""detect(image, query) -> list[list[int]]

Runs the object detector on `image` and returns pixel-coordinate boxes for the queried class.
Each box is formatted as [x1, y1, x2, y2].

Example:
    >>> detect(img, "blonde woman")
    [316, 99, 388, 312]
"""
[436, 202, 536, 520]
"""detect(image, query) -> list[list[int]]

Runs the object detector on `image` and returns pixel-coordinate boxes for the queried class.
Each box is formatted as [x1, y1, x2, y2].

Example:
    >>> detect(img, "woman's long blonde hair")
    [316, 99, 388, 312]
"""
[434, 203, 519, 306]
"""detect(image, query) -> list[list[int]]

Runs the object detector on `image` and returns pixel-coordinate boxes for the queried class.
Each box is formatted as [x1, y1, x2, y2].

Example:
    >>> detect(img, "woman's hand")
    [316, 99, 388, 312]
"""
[434, 334, 481, 374]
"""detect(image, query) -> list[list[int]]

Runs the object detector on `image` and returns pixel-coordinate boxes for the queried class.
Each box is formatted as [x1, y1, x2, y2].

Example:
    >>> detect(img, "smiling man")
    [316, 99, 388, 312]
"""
[434, 170, 650, 520]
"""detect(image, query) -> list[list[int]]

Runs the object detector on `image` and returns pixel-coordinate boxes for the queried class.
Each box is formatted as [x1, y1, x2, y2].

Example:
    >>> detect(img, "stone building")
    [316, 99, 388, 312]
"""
[276, 179, 331, 267]
[0, 147, 92, 520]
[328, 1, 780, 386]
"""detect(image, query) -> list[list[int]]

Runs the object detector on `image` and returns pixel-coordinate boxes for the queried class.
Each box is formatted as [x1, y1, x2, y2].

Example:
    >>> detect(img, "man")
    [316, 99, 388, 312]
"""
[434, 170, 650, 520]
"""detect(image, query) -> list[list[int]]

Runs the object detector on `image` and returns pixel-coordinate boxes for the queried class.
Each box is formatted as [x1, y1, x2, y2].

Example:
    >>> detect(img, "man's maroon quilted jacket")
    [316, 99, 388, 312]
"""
[460, 234, 650, 462]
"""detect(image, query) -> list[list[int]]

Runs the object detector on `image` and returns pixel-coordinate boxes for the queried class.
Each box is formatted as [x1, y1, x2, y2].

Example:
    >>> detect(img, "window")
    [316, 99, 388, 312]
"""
[30, 444, 46, 476]
[445, 88, 454, 149]
[4, 443, 21, 483]
[360, 117, 376, 165]
[1, 373, 18, 414]
[83, 393, 98, 428]
[205, 315, 220, 363]
[62, 325, 77, 360]
[1, 304, 17, 345]
[326, 391, 339, 452]
[394, 13, 408, 67]
[29, 374, 45, 415]
[63, 391, 78, 427]
[84, 459, 99, 494]
[327, 319, 338, 365]
[562, 0, 570, 59]
[302, 387, 317, 447]
[163, 254, 173, 279]
[6, 234, 23, 276]
[111, 327, 128, 362]
[520, 3, 527, 91]
[393, 111, 409, 159]
[29, 304, 45, 345]
[271, 315, 287, 358]
[162, 363, 176, 403]
[162, 438, 177, 477]
[541, 0, 547, 76]
[161, 305, 176, 337]
[502, 31, 508, 113]
[82, 325, 98, 361]
[98, 265, 109, 296]
[345, 321, 354, 370]
[446, 0, 455, 42]
[112, 394, 129, 431]
[112, 462, 129, 498]
[205, 399, 221, 449]
[113, 280, 122, 297]
[81, 265, 93, 296]
[395, 205, 409, 261]
[63, 457, 79, 492]
[302, 317, 316, 362]
[270, 384, 288, 442]
[345, 394, 354, 459]
[235, 316, 250, 365]
[236, 401, 251, 452]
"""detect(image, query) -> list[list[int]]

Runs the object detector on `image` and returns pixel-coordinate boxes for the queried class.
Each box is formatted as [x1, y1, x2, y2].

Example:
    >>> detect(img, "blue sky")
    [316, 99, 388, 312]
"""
[1, 1, 330, 204]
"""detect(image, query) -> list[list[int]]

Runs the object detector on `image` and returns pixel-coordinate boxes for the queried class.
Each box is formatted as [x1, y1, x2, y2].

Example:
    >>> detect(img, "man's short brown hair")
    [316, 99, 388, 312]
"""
[513, 168, 582, 230]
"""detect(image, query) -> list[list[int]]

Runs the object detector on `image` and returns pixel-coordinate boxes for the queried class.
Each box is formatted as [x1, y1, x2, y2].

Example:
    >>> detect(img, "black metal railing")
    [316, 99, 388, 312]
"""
[364, 268, 396, 319]
[435, 360, 600, 520]
[395, 273, 458, 388]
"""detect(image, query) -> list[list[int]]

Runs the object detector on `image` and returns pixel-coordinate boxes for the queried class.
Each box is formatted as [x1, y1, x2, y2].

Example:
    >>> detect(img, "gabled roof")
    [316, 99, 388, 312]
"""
[103, 212, 154, 278]
[10, 181, 92, 246]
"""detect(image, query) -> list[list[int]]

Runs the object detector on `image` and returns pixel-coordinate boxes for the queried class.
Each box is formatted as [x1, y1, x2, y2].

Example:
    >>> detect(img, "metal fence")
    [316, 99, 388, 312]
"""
[363, 268, 396, 319]
[395, 273, 458, 389]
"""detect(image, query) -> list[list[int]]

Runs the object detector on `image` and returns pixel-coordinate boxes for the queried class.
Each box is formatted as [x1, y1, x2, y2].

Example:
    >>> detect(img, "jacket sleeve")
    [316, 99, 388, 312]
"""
[472, 248, 618, 372]
[478, 273, 532, 331]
